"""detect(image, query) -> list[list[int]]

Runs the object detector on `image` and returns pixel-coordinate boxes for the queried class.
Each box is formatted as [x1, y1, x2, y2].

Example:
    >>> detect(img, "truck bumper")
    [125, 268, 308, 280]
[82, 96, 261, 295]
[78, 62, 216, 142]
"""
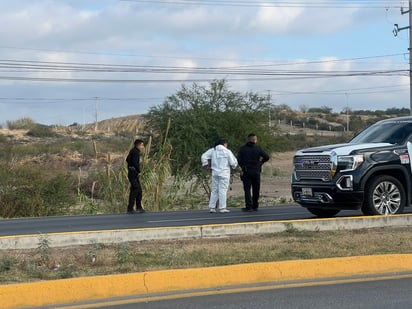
[291, 185, 363, 210]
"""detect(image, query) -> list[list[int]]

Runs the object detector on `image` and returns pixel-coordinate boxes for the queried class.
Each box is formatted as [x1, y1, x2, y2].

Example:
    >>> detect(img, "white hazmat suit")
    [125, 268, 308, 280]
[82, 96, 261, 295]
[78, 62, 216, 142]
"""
[201, 144, 238, 212]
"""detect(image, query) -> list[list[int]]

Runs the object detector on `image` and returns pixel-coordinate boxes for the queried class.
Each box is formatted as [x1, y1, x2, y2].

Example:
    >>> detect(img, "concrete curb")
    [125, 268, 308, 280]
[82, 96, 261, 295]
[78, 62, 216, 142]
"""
[2, 214, 412, 250]
[2, 254, 412, 309]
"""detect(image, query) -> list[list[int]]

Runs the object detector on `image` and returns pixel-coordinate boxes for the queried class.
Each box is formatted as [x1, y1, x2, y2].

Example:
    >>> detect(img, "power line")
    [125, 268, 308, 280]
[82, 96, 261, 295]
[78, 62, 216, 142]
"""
[0, 52, 406, 69]
[0, 97, 163, 104]
[0, 84, 407, 106]
[122, 0, 403, 9]
[0, 54, 407, 81]
[0, 69, 406, 84]
[0, 45, 406, 68]
[272, 85, 409, 96]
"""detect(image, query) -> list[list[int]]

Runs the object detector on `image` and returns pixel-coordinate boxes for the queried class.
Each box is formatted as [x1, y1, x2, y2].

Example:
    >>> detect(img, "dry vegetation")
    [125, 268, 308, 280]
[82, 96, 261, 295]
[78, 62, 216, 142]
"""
[0, 125, 295, 211]
[2, 227, 412, 284]
[0, 116, 410, 284]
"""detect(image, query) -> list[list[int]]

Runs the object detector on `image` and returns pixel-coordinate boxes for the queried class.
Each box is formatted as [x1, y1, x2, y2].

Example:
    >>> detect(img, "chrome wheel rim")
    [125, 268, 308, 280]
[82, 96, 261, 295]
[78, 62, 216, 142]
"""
[372, 181, 401, 214]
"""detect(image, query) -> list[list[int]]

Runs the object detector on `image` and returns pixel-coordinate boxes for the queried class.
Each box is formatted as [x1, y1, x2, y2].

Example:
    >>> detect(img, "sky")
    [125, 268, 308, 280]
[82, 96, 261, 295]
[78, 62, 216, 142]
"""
[0, 0, 411, 126]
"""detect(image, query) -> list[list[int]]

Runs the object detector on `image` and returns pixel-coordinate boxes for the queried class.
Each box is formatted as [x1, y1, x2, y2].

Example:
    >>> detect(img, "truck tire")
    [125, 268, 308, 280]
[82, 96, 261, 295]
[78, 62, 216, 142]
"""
[307, 207, 340, 218]
[362, 175, 405, 215]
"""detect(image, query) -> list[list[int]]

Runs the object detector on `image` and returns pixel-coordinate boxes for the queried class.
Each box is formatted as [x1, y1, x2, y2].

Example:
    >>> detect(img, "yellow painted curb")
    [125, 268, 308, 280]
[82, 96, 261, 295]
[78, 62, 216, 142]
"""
[2, 254, 412, 309]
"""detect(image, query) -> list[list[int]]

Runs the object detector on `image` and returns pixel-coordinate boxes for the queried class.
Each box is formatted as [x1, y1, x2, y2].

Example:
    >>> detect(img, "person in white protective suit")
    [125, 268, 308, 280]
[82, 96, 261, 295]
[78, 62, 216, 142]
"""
[201, 138, 238, 213]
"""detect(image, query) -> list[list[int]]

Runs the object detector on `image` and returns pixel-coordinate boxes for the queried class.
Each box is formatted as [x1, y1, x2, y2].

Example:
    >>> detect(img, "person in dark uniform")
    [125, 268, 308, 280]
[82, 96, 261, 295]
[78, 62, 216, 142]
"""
[126, 139, 145, 214]
[237, 133, 270, 212]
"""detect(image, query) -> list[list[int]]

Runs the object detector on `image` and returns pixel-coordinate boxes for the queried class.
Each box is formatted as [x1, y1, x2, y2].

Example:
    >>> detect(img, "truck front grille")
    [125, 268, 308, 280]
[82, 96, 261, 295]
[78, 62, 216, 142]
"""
[293, 155, 332, 181]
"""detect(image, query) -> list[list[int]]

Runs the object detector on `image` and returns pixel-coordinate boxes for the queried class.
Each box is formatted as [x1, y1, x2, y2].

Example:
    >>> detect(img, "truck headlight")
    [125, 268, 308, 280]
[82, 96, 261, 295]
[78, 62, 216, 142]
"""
[331, 153, 363, 176]
[338, 155, 364, 172]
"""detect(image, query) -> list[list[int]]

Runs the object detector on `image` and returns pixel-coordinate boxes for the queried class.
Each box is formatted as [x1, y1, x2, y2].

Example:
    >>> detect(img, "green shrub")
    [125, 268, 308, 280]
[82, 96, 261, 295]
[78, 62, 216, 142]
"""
[7, 118, 36, 130]
[0, 164, 76, 218]
[0, 133, 7, 143]
[26, 124, 58, 138]
[0, 256, 16, 272]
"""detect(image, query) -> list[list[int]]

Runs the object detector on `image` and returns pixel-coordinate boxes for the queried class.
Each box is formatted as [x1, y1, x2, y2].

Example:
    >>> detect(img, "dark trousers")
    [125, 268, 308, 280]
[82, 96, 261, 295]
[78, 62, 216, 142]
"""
[128, 171, 142, 211]
[242, 170, 261, 209]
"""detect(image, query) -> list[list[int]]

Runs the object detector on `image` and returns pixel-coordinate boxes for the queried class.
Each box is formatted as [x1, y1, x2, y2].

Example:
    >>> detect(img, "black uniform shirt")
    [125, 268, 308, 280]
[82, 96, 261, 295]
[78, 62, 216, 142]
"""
[126, 147, 141, 174]
[237, 141, 269, 172]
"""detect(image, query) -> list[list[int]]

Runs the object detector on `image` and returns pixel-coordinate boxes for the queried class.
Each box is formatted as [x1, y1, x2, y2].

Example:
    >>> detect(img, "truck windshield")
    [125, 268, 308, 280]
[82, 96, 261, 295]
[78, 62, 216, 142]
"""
[350, 122, 412, 145]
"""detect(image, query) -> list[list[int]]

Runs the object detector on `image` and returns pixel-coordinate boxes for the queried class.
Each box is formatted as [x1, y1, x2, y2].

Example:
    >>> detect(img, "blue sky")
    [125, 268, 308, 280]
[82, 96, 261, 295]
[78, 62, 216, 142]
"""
[0, 0, 411, 126]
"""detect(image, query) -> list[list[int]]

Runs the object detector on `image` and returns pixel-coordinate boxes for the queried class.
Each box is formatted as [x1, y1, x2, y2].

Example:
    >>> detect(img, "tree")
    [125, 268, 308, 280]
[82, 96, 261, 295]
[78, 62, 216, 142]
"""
[299, 104, 309, 113]
[146, 79, 275, 184]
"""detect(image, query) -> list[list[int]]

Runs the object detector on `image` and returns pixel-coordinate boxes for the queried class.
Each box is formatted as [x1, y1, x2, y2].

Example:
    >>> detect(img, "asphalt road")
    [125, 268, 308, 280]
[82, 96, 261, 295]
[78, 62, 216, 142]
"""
[56, 274, 412, 309]
[0, 204, 383, 237]
[5, 205, 412, 309]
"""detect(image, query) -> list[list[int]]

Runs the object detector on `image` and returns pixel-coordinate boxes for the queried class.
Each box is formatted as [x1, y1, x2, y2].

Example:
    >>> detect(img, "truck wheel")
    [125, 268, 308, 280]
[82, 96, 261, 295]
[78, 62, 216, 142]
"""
[307, 208, 340, 218]
[362, 175, 405, 215]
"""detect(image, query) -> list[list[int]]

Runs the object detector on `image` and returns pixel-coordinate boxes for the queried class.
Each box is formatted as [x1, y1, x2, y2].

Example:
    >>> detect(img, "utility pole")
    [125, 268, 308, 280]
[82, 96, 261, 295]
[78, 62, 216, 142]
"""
[393, 0, 412, 115]
[266, 90, 272, 127]
[94, 96, 99, 132]
[345, 92, 349, 132]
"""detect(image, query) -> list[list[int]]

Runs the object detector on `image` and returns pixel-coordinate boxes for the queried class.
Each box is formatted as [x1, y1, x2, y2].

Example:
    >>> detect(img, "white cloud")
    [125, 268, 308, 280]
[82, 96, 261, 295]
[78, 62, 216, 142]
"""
[0, 1, 408, 125]
[250, 6, 303, 34]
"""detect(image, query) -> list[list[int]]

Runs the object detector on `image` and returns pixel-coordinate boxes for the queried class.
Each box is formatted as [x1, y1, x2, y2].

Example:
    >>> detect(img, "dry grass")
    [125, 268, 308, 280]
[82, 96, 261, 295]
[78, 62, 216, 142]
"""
[1, 227, 412, 284]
